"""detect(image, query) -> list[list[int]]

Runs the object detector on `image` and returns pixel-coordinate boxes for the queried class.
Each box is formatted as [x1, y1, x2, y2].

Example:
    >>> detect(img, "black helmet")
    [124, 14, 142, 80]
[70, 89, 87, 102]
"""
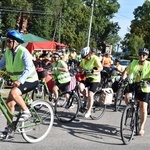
[91, 48, 96, 53]
[115, 58, 120, 62]
[138, 48, 149, 55]
[6, 30, 24, 43]
[52, 52, 61, 58]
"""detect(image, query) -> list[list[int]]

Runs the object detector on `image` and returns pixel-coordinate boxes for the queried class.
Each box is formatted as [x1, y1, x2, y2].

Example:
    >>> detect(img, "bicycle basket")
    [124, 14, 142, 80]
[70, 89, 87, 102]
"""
[99, 88, 113, 105]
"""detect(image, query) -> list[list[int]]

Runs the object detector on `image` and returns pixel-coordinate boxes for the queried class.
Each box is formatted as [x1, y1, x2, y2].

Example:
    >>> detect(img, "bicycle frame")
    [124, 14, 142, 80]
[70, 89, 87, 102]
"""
[0, 86, 42, 133]
[0, 94, 14, 124]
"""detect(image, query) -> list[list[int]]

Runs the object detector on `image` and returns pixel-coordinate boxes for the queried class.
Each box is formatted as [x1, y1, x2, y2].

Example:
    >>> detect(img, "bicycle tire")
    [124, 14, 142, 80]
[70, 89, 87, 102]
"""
[135, 108, 140, 135]
[55, 91, 79, 123]
[120, 104, 135, 145]
[114, 87, 124, 111]
[90, 91, 106, 120]
[21, 100, 54, 143]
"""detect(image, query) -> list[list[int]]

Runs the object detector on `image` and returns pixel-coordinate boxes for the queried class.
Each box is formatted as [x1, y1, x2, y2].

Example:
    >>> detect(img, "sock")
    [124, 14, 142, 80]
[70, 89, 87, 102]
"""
[23, 109, 30, 114]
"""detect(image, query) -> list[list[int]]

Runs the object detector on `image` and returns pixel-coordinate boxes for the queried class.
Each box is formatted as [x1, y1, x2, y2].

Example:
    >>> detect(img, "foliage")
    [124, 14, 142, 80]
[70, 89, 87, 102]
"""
[0, 0, 120, 52]
[121, 0, 150, 54]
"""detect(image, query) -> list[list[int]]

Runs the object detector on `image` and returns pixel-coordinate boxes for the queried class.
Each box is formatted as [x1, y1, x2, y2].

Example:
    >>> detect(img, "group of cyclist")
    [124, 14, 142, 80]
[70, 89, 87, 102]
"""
[0, 29, 150, 138]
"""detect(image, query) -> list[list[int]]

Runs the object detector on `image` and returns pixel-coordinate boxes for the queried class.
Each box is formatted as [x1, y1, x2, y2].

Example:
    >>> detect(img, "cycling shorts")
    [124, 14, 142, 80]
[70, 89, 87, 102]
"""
[18, 81, 38, 95]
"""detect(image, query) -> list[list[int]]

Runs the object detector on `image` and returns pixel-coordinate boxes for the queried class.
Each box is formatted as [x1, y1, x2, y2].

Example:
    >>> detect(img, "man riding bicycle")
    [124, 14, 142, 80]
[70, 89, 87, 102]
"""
[0, 30, 38, 138]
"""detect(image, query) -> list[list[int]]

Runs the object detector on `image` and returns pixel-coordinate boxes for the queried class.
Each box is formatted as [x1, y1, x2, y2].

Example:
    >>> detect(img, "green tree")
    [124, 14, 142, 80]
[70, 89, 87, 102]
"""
[128, 0, 150, 50]
[0, 0, 32, 35]
[0, 0, 120, 51]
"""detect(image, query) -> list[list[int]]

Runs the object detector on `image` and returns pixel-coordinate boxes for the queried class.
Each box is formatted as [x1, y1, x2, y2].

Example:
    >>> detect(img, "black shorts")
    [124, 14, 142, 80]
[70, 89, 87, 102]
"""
[125, 84, 150, 103]
[55, 81, 70, 92]
[84, 80, 99, 93]
[18, 81, 38, 95]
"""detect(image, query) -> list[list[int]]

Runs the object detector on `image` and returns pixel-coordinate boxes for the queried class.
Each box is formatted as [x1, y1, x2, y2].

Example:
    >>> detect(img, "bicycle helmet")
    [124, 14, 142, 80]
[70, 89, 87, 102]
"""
[52, 52, 61, 58]
[115, 58, 120, 62]
[71, 48, 76, 51]
[91, 48, 96, 53]
[81, 46, 90, 58]
[6, 30, 24, 43]
[138, 48, 149, 55]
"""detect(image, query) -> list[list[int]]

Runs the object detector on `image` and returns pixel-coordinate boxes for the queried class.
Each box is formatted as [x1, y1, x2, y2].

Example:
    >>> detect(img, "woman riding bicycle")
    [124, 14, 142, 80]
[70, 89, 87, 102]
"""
[78, 47, 103, 118]
[0, 30, 38, 138]
[122, 48, 150, 136]
[51, 52, 71, 101]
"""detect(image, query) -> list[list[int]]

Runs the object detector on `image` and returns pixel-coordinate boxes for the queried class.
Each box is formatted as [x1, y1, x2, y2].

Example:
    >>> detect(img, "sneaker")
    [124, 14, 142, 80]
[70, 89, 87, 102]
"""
[0, 127, 8, 138]
[19, 112, 31, 122]
[85, 112, 91, 118]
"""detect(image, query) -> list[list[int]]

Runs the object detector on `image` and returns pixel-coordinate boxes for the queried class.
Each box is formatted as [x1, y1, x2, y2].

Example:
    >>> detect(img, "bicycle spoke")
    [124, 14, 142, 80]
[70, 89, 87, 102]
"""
[55, 92, 79, 123]
[21, 100, 54, 143]
[90, 91, 106, 120]
[120, 105, 135, 145]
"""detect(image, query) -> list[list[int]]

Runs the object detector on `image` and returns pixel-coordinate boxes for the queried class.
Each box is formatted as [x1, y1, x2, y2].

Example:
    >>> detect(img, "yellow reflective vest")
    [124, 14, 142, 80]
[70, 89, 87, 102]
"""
[126, 59, 150, 93]
[5, 46, 38, 82]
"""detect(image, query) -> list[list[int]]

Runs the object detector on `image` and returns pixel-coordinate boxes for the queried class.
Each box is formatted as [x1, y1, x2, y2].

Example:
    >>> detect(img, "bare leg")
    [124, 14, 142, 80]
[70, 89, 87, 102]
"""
[52, 85, 59, 100]
[86, 91, 94, 114]
[139, 101, 148, 136]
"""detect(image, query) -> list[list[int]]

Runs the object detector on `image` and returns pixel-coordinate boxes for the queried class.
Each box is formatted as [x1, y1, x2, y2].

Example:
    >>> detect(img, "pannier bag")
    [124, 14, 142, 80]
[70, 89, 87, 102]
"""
[99, 88, 113, 105]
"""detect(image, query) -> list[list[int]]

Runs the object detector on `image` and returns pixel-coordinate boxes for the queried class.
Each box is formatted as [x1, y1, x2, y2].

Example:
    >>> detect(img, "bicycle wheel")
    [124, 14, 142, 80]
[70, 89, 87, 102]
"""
[120, 104, 135, 145]
[90, 91, 106, 120]
[21, 100, 54, 143]
[32, 84, 45, 100]
[55, 91, 79, 123]
[114, 87, 124, 111]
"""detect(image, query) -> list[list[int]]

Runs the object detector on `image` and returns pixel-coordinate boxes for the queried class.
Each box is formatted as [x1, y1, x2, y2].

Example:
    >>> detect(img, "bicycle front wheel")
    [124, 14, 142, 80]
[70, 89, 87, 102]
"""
[120, 104, 135, 145]
[55, 91, 79, 123]
[114, 87, 124, 111]
[90, 91, 106, 120]
[21, 100, 54, 143]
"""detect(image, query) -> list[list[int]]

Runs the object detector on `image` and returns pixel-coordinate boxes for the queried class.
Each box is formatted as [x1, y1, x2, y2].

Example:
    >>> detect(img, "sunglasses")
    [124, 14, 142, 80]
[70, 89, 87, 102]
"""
[138, 53, 147, 57]
[53, 56, 59, 58]
[6, 39, 13, 43]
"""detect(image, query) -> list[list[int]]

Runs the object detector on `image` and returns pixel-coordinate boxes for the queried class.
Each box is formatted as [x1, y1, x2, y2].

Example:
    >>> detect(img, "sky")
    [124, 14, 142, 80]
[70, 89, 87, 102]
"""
[112, 0, 146, 39]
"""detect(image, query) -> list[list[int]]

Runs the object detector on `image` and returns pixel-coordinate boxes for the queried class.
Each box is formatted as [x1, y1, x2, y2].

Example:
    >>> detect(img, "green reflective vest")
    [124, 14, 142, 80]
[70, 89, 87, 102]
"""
[127, 59, 150, 93]
[79, 55, 101, 82]
[5, 46, 38, 82]
[52, 60, 71, 84]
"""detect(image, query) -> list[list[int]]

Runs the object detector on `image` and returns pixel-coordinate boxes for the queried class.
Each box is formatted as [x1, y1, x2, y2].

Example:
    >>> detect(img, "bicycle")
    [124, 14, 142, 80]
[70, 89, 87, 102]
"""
[32, 68, 54, 102]
[113, 77, 129, 111]
[0, 77, 54, 143]
[120, 80, 149, 145]
[54, 71, 106, 123]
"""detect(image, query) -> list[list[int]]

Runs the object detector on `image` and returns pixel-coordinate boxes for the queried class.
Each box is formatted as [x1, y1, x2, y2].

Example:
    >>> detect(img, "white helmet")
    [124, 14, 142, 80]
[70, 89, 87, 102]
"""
[81, 46, 90, 58]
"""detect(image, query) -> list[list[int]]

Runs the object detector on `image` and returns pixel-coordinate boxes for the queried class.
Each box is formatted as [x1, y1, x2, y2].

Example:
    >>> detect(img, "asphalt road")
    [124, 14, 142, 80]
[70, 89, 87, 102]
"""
[0, 90, 150, 150]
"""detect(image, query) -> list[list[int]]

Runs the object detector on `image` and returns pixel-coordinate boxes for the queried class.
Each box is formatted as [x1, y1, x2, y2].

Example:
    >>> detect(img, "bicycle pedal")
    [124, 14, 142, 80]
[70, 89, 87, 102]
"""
[79, 108, 86, 113]
[5, 134, 14, 140]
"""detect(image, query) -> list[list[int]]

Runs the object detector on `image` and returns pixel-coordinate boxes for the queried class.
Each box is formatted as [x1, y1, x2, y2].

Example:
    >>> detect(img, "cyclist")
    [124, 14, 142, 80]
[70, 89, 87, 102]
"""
[114, 58, 124, 73]
[102, 52, 111, 67]
[78, 46, 103, 118]
[0, 30, 38, 138]
[122, 48, 150, 136]
[68, 48, 77, 67]
[61, 48, 69, 63]
[51, 52, 71, 101]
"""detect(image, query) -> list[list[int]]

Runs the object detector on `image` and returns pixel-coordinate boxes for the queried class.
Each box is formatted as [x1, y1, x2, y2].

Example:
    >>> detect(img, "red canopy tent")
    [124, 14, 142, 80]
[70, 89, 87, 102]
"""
[26, 41, 67, 54]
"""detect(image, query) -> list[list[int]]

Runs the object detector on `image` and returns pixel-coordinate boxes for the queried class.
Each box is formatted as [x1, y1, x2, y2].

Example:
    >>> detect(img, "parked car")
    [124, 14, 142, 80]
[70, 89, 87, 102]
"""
[120, 59, 131, 71]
